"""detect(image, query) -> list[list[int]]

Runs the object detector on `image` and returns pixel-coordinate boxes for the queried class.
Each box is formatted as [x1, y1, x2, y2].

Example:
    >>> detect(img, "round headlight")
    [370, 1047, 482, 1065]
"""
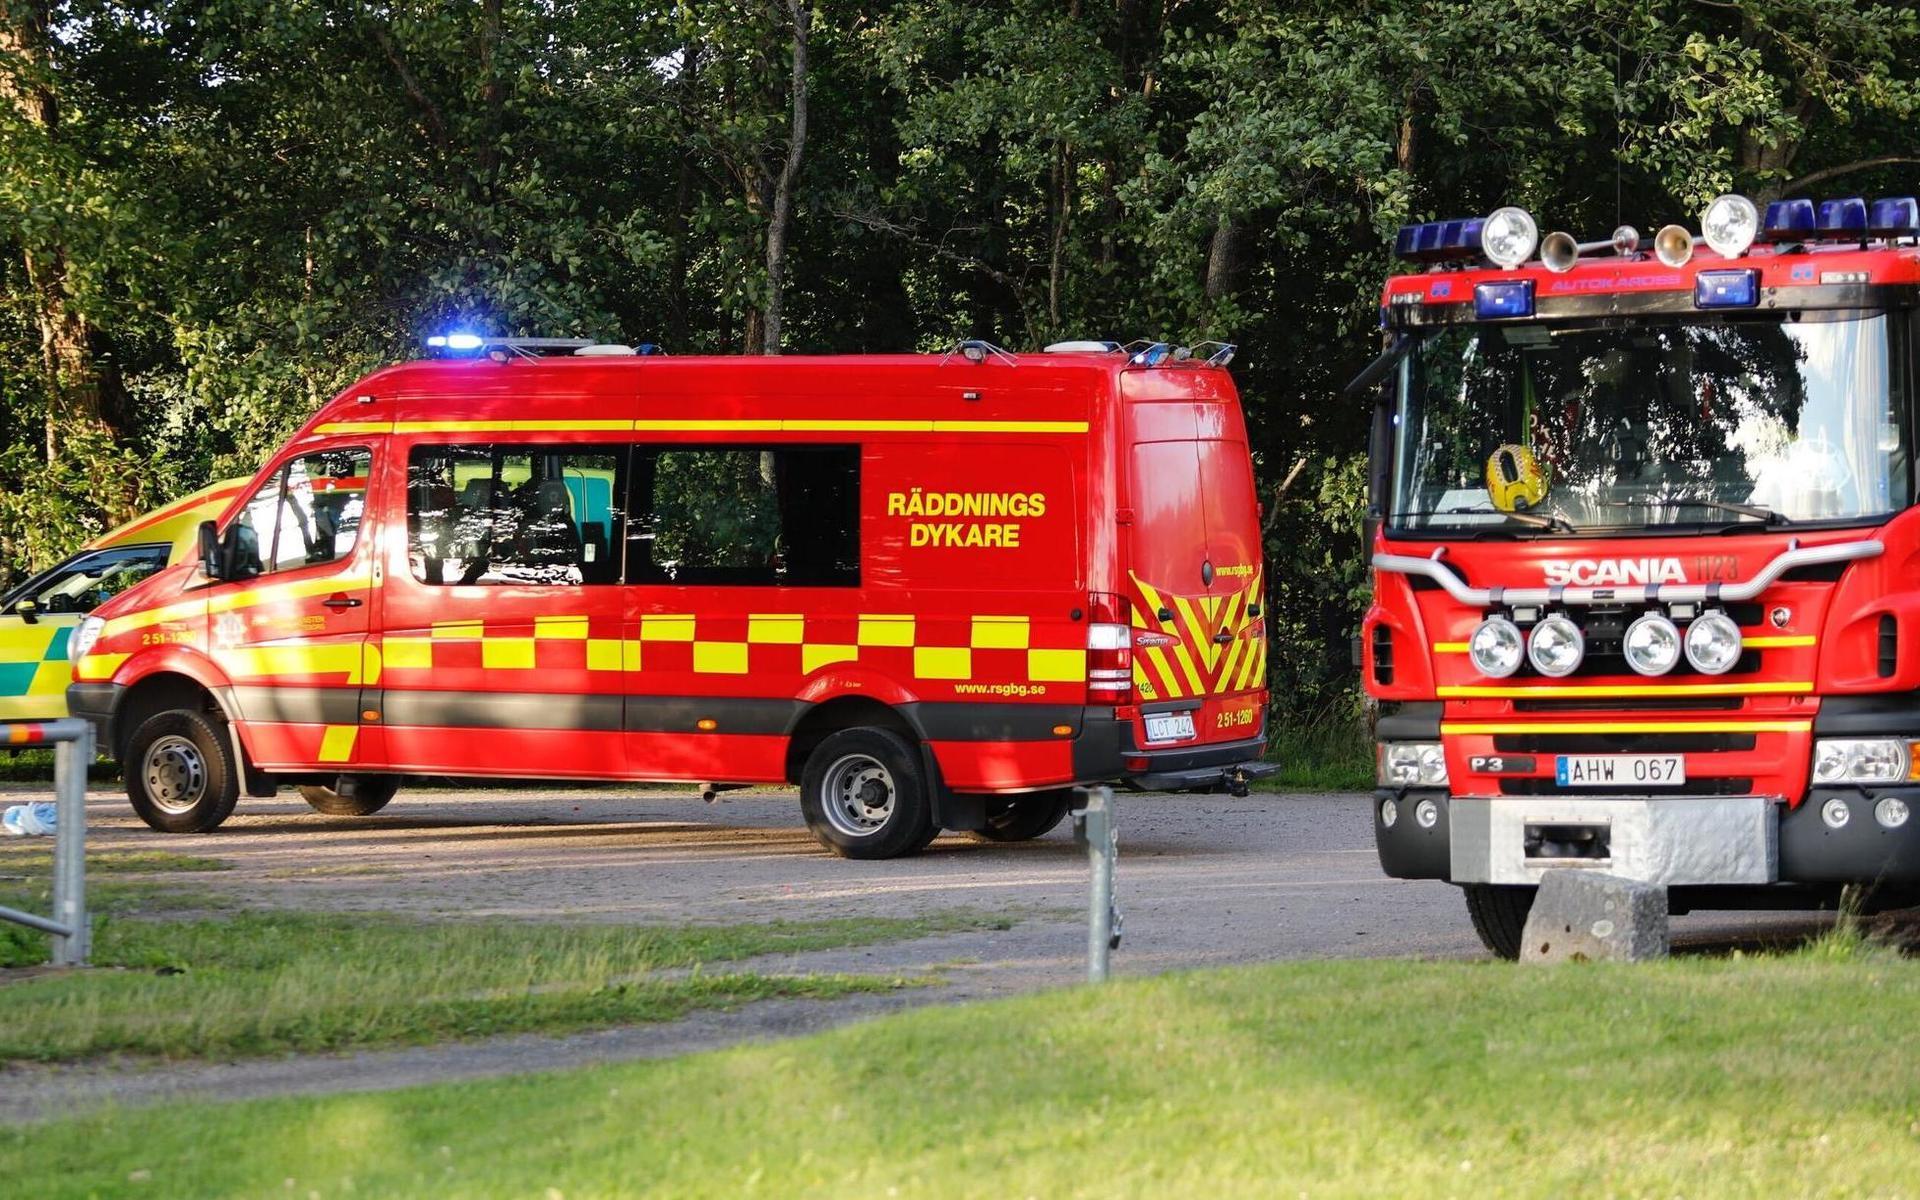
[1821, 797, 1851, 830]
[1380, 798, 1399, 828]
[1481, 206, 1539, 268]
[1876, 797, 1911, 830]
[1527, 613, 1584, 678]
[1622, 613, 1682, 676]
[1415, 799, 1440, 829]
[1812, 740, 1851, 783]
[1684, 610, 1743, 675]
[1701, 193, 1759, 258]
[1468, 615, 1525, 678]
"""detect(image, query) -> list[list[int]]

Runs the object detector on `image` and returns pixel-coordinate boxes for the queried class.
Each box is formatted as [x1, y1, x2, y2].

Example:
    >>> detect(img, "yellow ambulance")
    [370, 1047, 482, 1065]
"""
[0, 479, 248, 721]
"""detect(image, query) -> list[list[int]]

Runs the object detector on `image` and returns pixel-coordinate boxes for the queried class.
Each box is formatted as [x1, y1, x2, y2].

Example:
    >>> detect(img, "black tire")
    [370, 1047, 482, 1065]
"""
[298, 775, 400, 817]
[125, 708, 242, 834]
[966, 790, 1072, 843]
[799, 727, 935, 859]
[1463, 884, 1536, 960]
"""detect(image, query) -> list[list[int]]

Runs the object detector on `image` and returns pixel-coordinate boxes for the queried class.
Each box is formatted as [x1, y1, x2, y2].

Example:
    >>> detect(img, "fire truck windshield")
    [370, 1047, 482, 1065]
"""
[1387, 310, 1912, 536]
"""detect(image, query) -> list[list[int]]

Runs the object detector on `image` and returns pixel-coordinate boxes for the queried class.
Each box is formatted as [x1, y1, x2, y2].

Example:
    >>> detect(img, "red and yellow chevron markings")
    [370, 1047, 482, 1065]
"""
[1129, 569, 1266, 701]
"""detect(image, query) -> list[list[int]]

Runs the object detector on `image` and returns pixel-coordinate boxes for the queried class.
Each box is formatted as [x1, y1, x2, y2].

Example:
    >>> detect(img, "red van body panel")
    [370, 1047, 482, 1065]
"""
[74, 351, 1270, 801]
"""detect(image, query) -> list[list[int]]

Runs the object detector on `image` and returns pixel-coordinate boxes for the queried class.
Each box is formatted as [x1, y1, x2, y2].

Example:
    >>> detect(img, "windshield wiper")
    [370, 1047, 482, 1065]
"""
[1604, 497, 1792, 526]
[1391, 506, 1581, 534]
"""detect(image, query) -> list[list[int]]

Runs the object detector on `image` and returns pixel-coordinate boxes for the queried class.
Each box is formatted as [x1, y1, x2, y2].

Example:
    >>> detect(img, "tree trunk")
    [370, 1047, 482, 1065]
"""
[761, 0, 809, 355]
[1204, 216, 1241, 302]
[1, 0, 114, 460]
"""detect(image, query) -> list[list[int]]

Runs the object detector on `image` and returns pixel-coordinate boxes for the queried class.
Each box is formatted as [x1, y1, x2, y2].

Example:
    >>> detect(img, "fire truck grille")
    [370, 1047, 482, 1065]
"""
[1511, 696, 1744, 713]
[1492, 733, 1758, 754]
[1499, 777, 1755, 797]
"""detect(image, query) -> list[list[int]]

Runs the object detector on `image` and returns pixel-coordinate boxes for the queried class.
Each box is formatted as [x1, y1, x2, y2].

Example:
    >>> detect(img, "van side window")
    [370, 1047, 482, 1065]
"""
[626, 445, 859, 586]
[408, 444, 626, 586]
[233, 448, 371, 577]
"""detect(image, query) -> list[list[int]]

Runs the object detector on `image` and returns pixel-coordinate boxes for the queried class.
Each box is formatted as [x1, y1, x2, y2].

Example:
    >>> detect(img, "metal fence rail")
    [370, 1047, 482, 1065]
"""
[0, 718, 93, 967]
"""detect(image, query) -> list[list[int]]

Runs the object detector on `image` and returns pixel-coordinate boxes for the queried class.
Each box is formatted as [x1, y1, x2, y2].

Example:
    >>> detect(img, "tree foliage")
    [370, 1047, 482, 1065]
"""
[3, 0, 1916, 711]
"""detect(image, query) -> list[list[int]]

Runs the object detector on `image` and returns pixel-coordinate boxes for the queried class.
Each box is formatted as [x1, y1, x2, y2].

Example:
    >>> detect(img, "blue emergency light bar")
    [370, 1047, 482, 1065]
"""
[1474, 280, 1534, 319]
[1761, 199, 1815, 243]
[1393, 217, 1486, 263]
[1871, 197, 1920, 238]
[1816, 197, 1869, 237]
[428, 332, 485, 352]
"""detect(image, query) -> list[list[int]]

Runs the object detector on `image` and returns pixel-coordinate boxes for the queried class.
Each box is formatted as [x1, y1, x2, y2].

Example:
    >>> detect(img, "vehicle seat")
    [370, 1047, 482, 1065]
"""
[518, 479, 582, 577]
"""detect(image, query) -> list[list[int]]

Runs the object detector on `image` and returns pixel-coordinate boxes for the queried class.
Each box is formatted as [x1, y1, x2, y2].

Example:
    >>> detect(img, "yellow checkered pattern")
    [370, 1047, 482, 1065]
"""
[0, 615, 83, 721]
[373, 613, 1087, 685]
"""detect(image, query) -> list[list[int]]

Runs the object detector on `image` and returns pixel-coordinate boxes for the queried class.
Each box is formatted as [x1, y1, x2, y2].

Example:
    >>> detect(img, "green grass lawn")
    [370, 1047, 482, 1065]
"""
[1262, 712, 1374, 792]
[1, 855, 1013, 1061]
[5, 947, 1916, 1198]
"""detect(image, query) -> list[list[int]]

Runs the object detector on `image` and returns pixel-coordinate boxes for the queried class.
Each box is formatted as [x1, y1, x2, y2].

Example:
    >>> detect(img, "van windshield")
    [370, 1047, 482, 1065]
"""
[1388, 311, 1913, 535]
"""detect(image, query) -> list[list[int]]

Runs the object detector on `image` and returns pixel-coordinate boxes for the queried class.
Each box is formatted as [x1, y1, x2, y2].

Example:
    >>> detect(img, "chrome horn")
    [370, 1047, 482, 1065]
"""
[1654, 223, 1697, 267]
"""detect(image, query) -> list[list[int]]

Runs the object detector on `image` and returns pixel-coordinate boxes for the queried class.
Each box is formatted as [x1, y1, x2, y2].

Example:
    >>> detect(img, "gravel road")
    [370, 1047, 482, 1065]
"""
[0, 782, 1863, 1122]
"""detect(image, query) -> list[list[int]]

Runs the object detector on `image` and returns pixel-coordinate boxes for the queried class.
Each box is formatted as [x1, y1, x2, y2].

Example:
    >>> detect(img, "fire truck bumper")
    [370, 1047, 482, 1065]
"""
[1377, 790, 1920, 888]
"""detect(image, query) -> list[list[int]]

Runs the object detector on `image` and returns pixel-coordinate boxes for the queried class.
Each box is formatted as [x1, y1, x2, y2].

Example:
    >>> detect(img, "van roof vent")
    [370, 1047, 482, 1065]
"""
[1043, 340, 1123, 353]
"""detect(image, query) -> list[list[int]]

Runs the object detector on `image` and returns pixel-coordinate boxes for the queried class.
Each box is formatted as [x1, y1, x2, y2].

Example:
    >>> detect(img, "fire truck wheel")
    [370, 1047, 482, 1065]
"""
[800, 728, 935, 859]
[125, 709, 242, 834]
[967, 790, 1072, 843]
[298, 776, 401, 817]
[1462, 884, 1536, 961]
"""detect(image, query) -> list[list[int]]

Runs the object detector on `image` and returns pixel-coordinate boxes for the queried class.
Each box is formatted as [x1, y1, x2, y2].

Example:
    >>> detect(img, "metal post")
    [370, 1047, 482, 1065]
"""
[0, 718, 91, 967]
[1071, 785, 1120, 983]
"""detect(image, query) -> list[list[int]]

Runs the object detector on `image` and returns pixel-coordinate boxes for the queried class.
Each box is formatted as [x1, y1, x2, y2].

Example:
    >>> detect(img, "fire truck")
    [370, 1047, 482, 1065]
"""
[66, 338, 1273, 857]
[1363, 193, 1920, 956]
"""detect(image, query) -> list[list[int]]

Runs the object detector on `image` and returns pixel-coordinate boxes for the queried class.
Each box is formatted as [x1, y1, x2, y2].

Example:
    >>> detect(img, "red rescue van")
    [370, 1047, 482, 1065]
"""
[68, 338, 1273, 856]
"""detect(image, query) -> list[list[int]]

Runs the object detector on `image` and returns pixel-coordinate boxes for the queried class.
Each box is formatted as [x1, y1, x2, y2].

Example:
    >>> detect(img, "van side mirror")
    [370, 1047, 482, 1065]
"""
[197, 520, 227, 581]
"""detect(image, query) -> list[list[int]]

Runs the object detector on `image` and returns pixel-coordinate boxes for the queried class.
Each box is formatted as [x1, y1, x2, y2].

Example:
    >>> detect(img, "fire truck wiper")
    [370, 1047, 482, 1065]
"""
[1603, 497, 1792, 526]
[1392, 506, 1581, 535]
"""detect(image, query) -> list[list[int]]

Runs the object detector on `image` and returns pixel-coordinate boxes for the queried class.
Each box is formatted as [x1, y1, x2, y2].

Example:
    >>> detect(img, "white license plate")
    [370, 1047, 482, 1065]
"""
[1554, 754, 1686, 788]
[1144, 712, 1196, 743]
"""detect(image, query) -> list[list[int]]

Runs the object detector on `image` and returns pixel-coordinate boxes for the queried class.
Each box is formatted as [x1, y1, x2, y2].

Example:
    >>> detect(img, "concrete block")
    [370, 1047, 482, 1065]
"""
[1520, 870, 1669, 963]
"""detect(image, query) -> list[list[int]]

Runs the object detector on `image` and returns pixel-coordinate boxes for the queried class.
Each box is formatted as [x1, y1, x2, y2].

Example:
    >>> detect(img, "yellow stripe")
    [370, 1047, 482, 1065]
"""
[312, 421, 394, 435]
[104, 573, 378, 638]
[317, 725, 358, 763]
[1434, 642, 1470, 653]
[1168, 642, 1206, 695]
[336, 418, 1089, 436]
[1443, 720, 1812, 736]
[1745, 635, 1816, 648]
[1142, 645, 1183, 699]
[72, 653, 129, 682]
[1215, 637, 1245, 694]
[1437, 681, 1814, 699]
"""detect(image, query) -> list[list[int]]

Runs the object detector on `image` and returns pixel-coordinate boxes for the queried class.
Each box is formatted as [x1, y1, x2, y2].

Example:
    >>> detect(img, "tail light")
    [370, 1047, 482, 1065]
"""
[1087, 591, 1132, 702]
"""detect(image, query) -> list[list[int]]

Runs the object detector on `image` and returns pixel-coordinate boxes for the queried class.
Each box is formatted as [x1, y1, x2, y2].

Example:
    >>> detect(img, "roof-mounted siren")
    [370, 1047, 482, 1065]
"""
[1540, 224, 1645, 272]
[941, 339, 1018, 366]
[1654, 224, 1697, 268]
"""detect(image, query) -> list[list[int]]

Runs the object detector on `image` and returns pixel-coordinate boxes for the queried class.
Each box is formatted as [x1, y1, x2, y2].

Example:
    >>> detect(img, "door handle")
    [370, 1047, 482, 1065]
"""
[1213, 631, 1234, 644]
[322, 594, 363, 611]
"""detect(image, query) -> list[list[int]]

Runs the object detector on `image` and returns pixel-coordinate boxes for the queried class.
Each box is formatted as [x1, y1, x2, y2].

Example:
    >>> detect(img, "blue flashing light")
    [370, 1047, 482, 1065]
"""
[1870, 196, 1920, 237]
[442, 332, 485, 352]
[1393, 216, 1486, 263]
[1761, 198, 1816, 243]
[1695, 269, 1759, 309]
[1474, 279, 1534, 320]
[1815, 197, 1868, 237]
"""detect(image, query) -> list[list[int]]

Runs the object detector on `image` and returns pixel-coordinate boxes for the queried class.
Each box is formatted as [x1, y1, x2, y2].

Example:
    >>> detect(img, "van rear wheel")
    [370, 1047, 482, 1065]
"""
[126, 709, 241, 834]
[799, 728, 935, 859]
[299, 775, 400, 817]
[1462, 884, 1536, 960]
[967, 790, 1072, 843]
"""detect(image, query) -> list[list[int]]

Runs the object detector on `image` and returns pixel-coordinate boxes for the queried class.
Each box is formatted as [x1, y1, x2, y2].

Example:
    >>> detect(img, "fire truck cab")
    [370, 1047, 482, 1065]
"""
[68, 339, 1272, 857]
[1364, 195, 1920, 955]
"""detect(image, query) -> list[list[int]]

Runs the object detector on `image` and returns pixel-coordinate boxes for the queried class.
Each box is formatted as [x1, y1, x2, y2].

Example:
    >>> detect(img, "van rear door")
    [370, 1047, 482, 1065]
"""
[1122, 380, 1267, 753]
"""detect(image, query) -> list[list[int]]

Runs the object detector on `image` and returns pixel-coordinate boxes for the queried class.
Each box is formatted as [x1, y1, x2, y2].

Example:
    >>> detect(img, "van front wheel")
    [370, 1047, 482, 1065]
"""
[800, 728, 935, 859]
[126, 709, 241, 834]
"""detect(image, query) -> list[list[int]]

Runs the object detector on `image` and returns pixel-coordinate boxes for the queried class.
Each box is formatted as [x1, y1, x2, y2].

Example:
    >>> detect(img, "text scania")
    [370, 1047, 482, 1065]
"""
[888, 489, 1047, 549]
[1541, 558, 1687, 587]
